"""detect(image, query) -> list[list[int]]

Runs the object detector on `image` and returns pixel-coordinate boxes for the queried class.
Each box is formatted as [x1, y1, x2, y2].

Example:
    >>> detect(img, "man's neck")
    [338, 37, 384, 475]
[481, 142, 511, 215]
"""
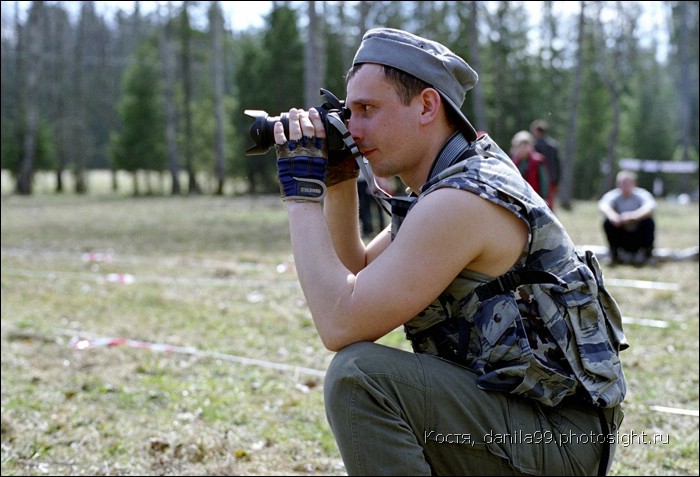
[402, 128, 462, 192]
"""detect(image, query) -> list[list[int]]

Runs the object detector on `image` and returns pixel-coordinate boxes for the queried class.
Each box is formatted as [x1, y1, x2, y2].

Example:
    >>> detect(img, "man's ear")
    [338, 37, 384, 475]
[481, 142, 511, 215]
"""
[418, 88, 442, 125]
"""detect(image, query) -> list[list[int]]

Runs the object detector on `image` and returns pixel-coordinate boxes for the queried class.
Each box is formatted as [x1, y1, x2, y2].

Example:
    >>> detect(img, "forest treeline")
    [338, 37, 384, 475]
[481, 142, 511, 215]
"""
[1, 1, 698, 203]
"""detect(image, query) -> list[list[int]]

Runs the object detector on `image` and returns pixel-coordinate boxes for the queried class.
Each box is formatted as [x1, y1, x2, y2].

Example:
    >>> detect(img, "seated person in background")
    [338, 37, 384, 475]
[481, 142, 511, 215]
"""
[510, 130, 551, 206]
[598, 170, 656, 265]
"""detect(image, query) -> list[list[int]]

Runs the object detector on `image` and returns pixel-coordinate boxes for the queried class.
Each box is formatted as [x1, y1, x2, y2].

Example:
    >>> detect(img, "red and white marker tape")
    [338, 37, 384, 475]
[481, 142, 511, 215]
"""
[100, 273, 135, 284]
[70, 334, 326, 377]
[82, 252, 113, 263]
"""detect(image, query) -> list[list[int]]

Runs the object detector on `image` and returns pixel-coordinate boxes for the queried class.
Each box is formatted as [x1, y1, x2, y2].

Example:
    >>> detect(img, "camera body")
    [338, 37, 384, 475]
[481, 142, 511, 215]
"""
[244, 89, 350, 156]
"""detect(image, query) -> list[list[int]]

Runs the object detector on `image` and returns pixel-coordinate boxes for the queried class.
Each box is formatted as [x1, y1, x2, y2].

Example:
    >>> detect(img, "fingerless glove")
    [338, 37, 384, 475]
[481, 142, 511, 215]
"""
[325, 149, 360, 187]
[275, 136, 327, 202]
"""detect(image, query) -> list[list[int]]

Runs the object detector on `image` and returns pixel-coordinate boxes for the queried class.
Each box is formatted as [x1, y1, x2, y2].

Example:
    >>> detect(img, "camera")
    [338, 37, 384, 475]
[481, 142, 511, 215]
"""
[243, 89, 351, 155]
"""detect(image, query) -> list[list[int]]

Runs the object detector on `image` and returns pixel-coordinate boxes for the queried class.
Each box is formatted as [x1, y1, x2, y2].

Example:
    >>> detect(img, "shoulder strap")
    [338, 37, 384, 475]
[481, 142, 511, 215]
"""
[422, 141, 479, 190]
[474, 269, 567, 301]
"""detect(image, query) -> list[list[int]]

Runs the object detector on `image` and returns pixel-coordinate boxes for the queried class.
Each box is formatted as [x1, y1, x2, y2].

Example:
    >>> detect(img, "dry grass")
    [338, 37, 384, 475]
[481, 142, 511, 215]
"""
[1, 182, 698, 475]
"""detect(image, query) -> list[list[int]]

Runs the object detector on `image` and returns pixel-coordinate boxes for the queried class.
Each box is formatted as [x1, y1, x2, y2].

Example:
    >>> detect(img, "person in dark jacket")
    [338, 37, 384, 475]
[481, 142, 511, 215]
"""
[530, 119, 561, 210]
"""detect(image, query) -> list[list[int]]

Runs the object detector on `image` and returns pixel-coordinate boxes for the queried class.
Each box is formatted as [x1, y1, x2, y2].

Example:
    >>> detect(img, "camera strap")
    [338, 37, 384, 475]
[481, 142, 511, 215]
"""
[327, 113, 393, 216]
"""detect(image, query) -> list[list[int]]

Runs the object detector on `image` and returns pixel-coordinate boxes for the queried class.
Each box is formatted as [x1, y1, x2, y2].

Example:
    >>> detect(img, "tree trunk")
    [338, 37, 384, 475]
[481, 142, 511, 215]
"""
[674, 2, 694, 193]
[468, 1, 487, 133]
[160, 2, 181, 194]
[17, 1, 43, 195]
[180, 2, 200, 194]
[72, 2, 94, 195]
[304, 1, 325, 108]
[560, 2, 586, 210]
[211, 1, 226, 195]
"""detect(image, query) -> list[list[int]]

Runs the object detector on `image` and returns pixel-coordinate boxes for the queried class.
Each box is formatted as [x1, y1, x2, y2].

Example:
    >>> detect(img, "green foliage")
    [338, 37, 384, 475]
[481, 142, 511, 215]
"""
[0, 120, 55, 175]
[573, 34, 613, 199]
[372, 1, 409, 30]
[233, 4, 305, 194]
[111, 42, 166, 174]
[232, 35, 277, 193]
[669, 2, 700, 153]
[262, 5, 305, 112]
[624, 59, 674, 158]
[479, 2, 545, 146]
[323, 30, 349, 99]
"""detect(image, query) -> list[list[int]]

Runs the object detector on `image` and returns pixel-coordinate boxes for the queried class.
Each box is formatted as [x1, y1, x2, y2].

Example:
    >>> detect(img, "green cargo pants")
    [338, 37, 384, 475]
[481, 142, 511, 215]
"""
[324, 341, 623, 476]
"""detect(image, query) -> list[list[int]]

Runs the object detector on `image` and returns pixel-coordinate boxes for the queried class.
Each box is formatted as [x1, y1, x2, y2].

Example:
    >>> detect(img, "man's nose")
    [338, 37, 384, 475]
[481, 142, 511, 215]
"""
[348, 117, 362, 143]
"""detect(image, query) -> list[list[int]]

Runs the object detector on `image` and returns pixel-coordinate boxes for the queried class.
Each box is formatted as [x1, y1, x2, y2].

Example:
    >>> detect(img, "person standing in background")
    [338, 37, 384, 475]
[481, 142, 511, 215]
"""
[510, 130, 551, 205]
[356, 175, 375, 237]
[530, 119, 560, 210]
[357, 175, 392, 237]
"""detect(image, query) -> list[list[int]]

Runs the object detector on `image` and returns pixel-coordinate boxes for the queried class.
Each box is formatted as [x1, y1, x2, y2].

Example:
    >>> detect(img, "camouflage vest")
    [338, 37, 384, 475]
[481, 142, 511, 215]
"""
[393, 133, 628, 408]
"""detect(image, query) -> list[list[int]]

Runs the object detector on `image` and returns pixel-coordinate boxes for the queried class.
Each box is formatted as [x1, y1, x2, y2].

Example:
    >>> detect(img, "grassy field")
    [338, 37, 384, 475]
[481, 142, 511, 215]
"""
[1, 186, 698, 475]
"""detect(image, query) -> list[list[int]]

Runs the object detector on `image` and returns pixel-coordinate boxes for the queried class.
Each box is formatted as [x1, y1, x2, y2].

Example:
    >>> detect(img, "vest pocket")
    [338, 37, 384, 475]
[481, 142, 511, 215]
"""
[529, 255, 627, 407]
[468, 292, 578, 406]
[472, 292, 526, 363]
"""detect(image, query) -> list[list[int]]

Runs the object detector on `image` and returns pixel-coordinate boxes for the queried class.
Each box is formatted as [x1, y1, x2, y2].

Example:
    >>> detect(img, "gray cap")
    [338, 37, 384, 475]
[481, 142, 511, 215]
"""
[352, 28, 478, 141]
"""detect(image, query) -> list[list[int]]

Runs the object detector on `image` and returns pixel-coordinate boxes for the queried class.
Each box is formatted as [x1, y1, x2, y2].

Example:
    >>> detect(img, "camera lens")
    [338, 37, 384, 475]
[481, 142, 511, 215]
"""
[244, 110, 289, 155]
[244, 89, 352, 156]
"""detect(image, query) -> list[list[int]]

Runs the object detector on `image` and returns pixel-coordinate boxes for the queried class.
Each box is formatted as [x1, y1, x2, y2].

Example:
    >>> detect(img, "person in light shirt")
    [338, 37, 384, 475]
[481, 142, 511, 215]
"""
[598, 170, 656, 265]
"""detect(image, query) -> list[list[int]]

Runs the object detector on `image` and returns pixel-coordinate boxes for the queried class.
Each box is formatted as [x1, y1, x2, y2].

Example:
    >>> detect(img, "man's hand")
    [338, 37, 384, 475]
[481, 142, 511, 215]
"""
[326, 149, 360, 188]
[274, 108, 328, 202]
